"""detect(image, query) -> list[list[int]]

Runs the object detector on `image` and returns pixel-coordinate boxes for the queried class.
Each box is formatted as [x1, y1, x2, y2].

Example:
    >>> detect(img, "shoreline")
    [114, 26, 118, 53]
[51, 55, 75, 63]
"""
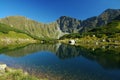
[0, 63, 48, 80]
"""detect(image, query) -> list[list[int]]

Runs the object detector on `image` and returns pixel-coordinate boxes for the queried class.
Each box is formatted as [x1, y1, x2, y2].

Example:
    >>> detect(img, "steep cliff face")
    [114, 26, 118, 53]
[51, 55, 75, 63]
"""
[81, 16, 98, 32]
[81, 9, 120, 32]
[97, 9, 120, 26]
[0, 9, 120, 39]
[114, 15, 120, 20]
[57, 9, 120, 33]
[0, 16, 63, 39]
[57, 16, 81, 33]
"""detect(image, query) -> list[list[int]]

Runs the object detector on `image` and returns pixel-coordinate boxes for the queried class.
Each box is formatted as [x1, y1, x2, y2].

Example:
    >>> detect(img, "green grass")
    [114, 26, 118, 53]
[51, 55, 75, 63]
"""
[0, 68, 48, 80]
[0, 23, 37, 47]
[0, 31, 36, 46]
[88, 20, 120, 37]
[0, 31, 33, 39]
[0, 23, 24, 34]
[59, 33, 82, 39]
[60, 20, 120, 39]
[0, 23, 41, 40]
[0, 16, 63, 39]
[60, 20, 120, 51]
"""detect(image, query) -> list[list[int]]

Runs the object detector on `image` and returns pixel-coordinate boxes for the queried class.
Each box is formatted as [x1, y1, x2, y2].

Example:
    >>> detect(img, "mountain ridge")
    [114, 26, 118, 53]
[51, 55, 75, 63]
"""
[0, 9, 120, 39]
[57, 9, 120, 33]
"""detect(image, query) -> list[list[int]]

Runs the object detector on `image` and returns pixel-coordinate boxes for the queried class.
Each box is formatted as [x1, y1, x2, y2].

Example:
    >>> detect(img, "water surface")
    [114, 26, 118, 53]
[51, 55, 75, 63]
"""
[0, 43, 120, 80]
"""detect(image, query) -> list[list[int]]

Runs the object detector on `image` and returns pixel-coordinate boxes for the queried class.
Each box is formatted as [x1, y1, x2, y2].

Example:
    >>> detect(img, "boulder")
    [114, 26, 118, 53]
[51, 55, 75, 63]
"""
[69, 40, 76, 45]
[0, 63, 7, 71]
[0, 63, 7, 76]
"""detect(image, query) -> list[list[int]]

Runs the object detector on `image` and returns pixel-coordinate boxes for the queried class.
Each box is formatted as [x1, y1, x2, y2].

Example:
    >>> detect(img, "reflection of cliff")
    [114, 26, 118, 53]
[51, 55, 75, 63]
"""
[1, 43, 60, 57]
[86, 48, 120, 69]
[1, 43, 120, 69]
[56, 44, 120, 69]
[56, 44, 88, 59]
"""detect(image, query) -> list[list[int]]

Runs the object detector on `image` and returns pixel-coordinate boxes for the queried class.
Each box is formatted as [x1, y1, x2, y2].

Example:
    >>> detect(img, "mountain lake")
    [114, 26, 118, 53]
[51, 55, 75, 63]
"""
[0, 43, 120, 80]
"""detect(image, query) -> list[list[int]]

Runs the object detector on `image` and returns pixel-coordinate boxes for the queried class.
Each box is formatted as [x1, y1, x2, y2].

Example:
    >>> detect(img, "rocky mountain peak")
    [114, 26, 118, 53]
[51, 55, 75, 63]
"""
[57, 16, 81, 33]
[1, 9, 120, 39]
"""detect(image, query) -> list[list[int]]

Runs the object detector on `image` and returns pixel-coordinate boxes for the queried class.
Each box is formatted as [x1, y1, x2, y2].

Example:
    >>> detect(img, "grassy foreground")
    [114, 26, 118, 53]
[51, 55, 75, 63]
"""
[0, 67, 48, 80]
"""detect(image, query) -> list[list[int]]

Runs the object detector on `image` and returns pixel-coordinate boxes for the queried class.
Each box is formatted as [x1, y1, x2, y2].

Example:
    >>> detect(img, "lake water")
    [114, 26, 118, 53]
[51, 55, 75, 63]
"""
[0, 43, 120, 80]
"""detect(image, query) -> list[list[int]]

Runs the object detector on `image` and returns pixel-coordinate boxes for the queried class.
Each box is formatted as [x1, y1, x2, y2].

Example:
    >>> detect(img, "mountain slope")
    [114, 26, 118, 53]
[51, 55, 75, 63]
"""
[97, 9, 120, 26]
[0, 16, 63, 39]
[57, 9, 120, 33]
[88, 20, 120, 37]
[0, 9, 120, 39]
[0, 23, 36, 46]
[59, 17, 120, 39]
[57, 16, 81, 33]
[81, 9, 120, 32]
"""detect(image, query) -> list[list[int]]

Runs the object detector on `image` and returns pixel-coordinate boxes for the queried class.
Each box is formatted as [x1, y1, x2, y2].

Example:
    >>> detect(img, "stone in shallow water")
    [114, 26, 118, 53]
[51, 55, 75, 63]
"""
[0, 63, 7, 75]
[0, 63, 7, 70]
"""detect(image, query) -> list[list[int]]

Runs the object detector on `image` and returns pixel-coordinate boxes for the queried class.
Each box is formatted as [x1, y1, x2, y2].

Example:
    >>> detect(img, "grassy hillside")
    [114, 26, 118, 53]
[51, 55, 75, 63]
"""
[0, 16, 63, 39]
[60, 20, 120, 39]
[0, 23, 36, 47]
[88, 20, 120, 37]
[60, 20, 120, 49]
[0, 23, 21, 33]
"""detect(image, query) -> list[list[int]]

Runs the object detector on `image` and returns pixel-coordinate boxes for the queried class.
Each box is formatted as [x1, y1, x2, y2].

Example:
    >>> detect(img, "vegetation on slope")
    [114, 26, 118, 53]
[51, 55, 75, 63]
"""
[60, 20, 120, 48]
[0, 16, 63, 39]
[88, 20, 120, 38]
[0, 9, 120, 39]
[0, 23, 36, 48]
[59, 33, 82, 39]
[60, 20, 120, 39]
[0, 23, 22, 33]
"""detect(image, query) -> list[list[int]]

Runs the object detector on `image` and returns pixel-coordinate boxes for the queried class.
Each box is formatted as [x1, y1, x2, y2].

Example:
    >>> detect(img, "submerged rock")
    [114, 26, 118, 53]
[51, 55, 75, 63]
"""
[0, 63, 7, 75]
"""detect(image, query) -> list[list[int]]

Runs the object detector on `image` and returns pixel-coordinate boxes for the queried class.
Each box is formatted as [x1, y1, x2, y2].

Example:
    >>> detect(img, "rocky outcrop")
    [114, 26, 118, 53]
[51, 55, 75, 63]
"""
[97, 9, 120, 26]
[113, 15, 120, 20]
[81, 16, 98, 31]
[57, 16, 81, 33]
[80, 9, 120, 32]
[0, 9, 120, 39]
[57, 9, 120, 33]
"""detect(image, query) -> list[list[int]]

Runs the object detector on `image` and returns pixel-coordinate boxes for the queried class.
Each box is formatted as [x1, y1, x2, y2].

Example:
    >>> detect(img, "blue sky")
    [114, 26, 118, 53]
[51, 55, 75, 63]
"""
[0, 0, 120, 23]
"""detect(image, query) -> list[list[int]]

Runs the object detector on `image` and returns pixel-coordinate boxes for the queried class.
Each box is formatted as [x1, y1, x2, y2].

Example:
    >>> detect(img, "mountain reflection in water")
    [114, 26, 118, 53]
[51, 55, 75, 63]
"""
[0, 43, 120, 80]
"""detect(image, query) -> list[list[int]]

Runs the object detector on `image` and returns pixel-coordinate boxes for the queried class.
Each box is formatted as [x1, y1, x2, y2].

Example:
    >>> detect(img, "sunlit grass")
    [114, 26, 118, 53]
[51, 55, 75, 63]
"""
[0, 67, 48, 80]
